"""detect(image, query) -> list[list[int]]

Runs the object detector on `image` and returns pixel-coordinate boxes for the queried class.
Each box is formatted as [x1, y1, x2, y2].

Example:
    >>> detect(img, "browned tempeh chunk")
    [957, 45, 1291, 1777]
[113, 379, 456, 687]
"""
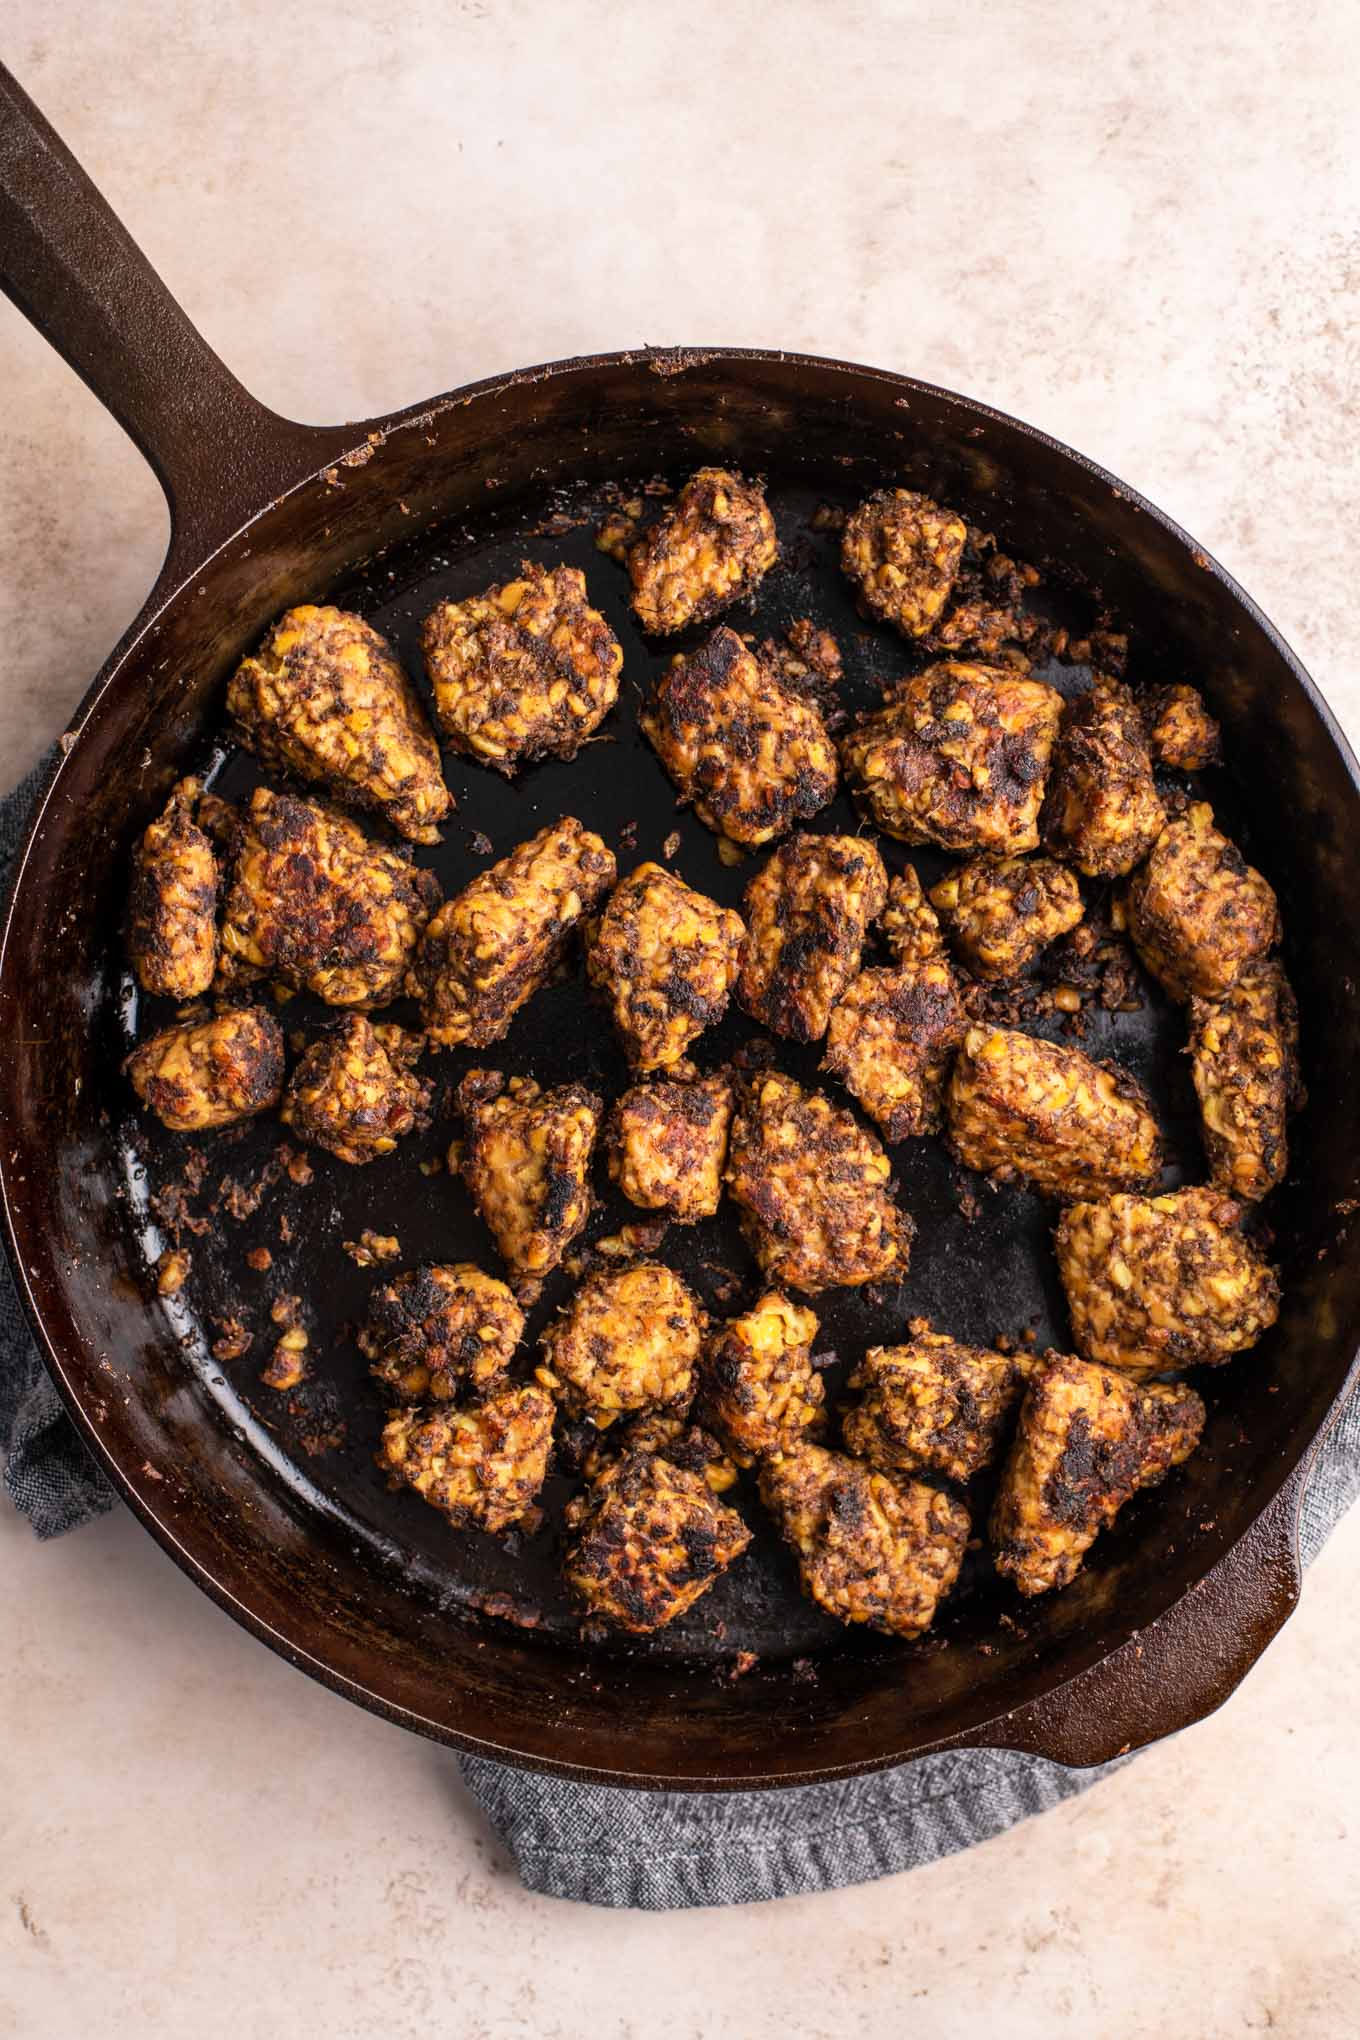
[990, 1353, 1205, 1595]
[759, 1443, 970, 1638]
[626, 468, 778, 635]
[738, 832, 887, 1043]
[227, 605, 450, 843]
[127, 777, 220, 998]
[125, 1005, 284, 1132]
[421, 562, 622, 773]
[1125, 803, 1279, 1001]
[948, 1024, 1161, 1199]
[586, 863, 744, 1070]
[409, 817, 615, 1047]
[1054, 1185, 1280, 1378]
[641, 625, 838, 848]
[840, 662, 1063, 854]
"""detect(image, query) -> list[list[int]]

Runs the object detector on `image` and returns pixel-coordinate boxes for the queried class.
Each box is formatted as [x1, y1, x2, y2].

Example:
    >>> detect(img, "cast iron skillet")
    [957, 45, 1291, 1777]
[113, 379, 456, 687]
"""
[2, 64, 1358, 1789]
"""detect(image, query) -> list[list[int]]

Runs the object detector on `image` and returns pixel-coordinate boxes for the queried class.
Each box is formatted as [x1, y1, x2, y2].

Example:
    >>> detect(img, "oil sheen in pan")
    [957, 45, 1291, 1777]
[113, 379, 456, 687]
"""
[114, 476, 1244, 1666]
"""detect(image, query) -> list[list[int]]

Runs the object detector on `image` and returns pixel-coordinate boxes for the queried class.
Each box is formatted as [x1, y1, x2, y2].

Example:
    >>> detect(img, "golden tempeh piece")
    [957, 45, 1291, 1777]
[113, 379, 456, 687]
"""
[948, 1024, 1162, 1200]
[586, 863, 745, 1070]
[990, 1352, 1205, 1595]
[1142, 683, 1221, 772]
[822, 957, 965, 1142]
[537, 1262, 705, 1426]
[421, 561, 623, 773]
[409, 817, 616, 1048]
[725, 1070, 912, 1294]
[840, 489, 968, 639]
[280, 1014, 432, 1165]
[759, 1443, 970, 1638]
[227, 605, 450, 844]
[125, 1005, 284, 1131]
[378, 1383, 554, 1535]
[564, 1448, 751, 1633]
[1041, 682, 1165, 878]
[606, 1073, 733, 1223]
[1125, 804, 1279, 1001]
[840, 662, 1064, 854]
[880, 866, 951, 970]
[928, 855, 1083, 981]
[1189, 963, 1300, 1201]
[640, 625, 838, 848]
[737, 832, 888, 1043]
[700, 1290, 826, 1467]
[359, 1262, 525, 1401]
[127, 777, 220, 998]
[218, 786, 439, 1007]
[457, 1070, 600, 1280]
[1055, 1185, 1280, 1378]
[626, 467, 778, 635]
[842, 1321, 1033, 1485]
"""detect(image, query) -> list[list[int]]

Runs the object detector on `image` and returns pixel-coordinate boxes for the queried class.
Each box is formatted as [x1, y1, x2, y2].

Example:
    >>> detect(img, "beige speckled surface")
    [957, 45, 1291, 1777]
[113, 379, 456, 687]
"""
[2, 3, 1359, 2032]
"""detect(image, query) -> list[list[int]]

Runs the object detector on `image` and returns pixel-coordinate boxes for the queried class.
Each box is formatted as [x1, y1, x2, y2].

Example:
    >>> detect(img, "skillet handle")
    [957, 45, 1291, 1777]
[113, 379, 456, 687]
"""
[980, 1451, 1313, 1768]
[0, 63, 350, 560]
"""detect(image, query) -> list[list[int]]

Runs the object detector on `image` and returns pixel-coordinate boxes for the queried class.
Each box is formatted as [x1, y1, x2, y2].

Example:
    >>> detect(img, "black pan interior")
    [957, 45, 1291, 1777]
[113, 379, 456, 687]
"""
[117, 472, 1278, 1668]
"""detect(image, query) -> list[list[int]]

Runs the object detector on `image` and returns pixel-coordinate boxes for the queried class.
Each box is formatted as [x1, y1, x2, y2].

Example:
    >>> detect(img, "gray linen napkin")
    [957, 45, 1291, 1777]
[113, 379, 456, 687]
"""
[3, 753, 1357, 1908]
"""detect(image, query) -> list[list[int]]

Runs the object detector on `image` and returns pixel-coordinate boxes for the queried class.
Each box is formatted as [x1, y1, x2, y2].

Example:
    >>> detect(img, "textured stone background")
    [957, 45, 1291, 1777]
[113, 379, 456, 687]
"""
[2, 4, 1358, 2033]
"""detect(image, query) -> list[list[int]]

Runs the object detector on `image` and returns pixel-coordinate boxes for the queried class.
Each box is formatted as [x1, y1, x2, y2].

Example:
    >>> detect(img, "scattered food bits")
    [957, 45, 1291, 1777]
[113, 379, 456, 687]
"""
[155, 1248, 191, 1296]
[342, 1229, 402, 1268]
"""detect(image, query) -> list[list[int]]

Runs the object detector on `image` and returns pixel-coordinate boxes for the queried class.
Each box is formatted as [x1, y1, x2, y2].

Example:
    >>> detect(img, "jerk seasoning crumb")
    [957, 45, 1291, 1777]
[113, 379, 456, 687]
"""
[1055, 1185, 1280, 1378]
[564, 1448, 751, 1633]
[155, 1247, 191, 1295]
[929, 855, 1084, 981]
[626, 467, 778, 635]
[921, 535, 1045, 661]
[217, 786, 440, 1008]
[1189, 962, 1301, 1201]
[586, 863, 745, 1070]
[458, 1069, 601, 1279]
[642, 625, 838, 850]
[880, 866, 950, 970]
[409, 816, 615, 1048]
[1125, 803, 1280, 1001]
[725, 1069, 912, 1294]
[360, 1262, 525, 1401]
[1041, 682, 1165, 879]
[700, 1290, 826, 1466]
[421, 561, 623, 773]
[990, 1352, 1205, 1596]
[840, 662, 1064, 855]
[738, 833, 887, 1043]
[757, 618, 844, 711]
[947, 1024, 1161, 1200]
[341, 1228, 401, 1266]
[1142, 683, 1222, 772]
[537, 1261, 705, 1426]
[126, 1005, 284, 1132]
[281, 1015, 431, 1165]
[606, 1072, 733, 1223]
[840, 489, 967, 639]
[379, 1383, 555, 1535]
[842, 1321, 1033, 1484]
[227, 604, 450, 844]
[759, 1443, 969, 1639]
[823, 952, 965, 1143]
[261, 1325, 309, 1391]
[210, 1315, 252, 1361]
[127, 777, 220, 998]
